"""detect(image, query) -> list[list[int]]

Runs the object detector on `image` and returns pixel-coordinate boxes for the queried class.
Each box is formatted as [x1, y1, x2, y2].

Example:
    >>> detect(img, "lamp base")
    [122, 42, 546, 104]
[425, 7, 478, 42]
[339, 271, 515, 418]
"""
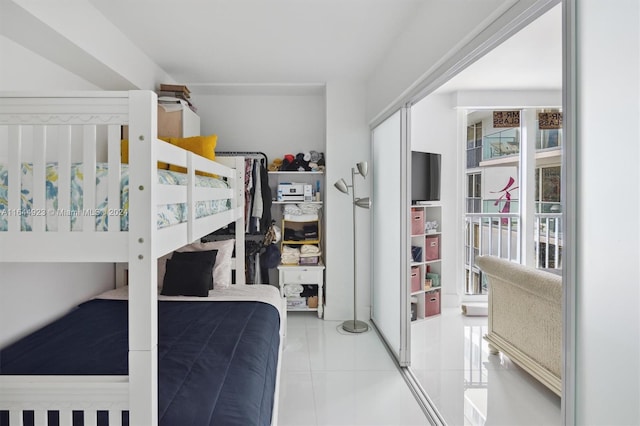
[341, 319, 369, 333]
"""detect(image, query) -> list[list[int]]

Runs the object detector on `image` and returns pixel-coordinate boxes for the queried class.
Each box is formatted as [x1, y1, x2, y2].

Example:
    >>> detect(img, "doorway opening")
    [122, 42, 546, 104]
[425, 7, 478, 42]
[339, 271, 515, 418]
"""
[406, 4, 563, 425]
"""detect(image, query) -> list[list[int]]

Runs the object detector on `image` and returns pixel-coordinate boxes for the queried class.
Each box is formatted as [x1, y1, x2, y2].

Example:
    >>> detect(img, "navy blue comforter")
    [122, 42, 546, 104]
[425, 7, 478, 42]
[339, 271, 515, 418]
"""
[0, 299, 280, 426]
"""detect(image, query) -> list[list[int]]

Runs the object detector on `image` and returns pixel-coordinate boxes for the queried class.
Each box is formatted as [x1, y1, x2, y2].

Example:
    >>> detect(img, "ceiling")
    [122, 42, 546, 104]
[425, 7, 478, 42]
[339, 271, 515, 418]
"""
[88, 0, 425, 84]
[87, 1, 561, 93]
[434, 3, 562, 94]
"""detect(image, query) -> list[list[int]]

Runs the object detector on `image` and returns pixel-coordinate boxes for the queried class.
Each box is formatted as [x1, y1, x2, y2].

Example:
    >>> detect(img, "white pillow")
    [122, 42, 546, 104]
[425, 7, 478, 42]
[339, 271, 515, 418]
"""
[157, 239, 235, 290]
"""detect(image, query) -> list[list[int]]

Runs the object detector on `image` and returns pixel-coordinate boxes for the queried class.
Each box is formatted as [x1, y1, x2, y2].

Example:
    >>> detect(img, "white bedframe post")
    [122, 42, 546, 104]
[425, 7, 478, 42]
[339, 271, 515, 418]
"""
[234, 156, 246, 285]
[127, 90, 159, 426]
[7, 125, 22, 233]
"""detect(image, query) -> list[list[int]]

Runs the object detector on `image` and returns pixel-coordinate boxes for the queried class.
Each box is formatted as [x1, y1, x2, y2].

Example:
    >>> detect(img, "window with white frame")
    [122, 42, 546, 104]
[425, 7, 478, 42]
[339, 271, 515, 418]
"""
[466, 122, 482, 168]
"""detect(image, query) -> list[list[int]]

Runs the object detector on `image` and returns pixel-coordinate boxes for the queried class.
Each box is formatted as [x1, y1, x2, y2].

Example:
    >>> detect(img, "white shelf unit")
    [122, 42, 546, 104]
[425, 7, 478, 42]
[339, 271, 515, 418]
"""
[277, 263, 325, 318]
[410, 204, 442, 322]
[269, 171, 325, 316]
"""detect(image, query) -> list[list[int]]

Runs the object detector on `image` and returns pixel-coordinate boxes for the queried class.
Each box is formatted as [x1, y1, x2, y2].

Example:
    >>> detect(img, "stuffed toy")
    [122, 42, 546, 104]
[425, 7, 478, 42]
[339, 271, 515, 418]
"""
[281, 154, 296, 171]
[268, 158, 283, 171]
[295, 153, 311, 171]
[278, 152, 324, 171]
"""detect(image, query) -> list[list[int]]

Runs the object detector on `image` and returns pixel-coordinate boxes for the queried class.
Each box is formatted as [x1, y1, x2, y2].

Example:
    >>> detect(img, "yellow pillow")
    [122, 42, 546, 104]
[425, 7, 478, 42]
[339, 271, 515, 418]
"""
[166, 134, 218, 177]
[120, 138, 171, 169]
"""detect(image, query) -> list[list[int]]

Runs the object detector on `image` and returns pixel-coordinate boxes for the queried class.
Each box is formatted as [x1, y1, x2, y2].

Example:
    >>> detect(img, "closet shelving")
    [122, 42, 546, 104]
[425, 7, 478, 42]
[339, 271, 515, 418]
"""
[269, 170, 325, 317]
[269, 170, 324, 205]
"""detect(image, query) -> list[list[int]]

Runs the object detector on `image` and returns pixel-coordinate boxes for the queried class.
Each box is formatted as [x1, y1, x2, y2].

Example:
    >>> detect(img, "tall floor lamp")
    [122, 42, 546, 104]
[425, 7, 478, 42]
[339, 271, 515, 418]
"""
[334, 161, 371, 333]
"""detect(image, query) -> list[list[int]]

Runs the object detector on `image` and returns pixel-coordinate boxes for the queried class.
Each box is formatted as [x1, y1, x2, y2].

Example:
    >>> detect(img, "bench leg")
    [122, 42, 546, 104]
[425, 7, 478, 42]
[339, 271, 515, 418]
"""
[488, 343, 500, 355]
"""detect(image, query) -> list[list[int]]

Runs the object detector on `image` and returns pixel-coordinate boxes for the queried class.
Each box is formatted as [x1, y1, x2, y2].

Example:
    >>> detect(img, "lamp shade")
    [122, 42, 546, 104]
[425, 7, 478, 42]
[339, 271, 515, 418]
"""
[354, 197, 371, 209]
[357, 161, 368, 178]
[334, 178, 349, 194]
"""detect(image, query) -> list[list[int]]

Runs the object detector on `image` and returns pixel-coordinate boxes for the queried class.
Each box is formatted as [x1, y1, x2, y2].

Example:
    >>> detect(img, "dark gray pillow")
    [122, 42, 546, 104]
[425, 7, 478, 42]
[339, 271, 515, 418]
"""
[161, 258, 212, 297]
[170, 249, 218, 290]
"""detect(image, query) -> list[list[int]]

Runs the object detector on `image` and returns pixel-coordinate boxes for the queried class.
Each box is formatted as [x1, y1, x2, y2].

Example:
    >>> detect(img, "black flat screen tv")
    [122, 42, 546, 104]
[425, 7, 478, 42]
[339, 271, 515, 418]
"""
[411, 151, 441, 203]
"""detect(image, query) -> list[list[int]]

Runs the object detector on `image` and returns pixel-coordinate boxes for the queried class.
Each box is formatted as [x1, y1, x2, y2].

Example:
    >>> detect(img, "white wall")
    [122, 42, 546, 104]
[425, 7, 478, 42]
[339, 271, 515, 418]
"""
[410, 94, 460, 307]
[324, 80, 370, 321]
[574, 0, 640, 423]
[0, 35, 100, 91]
[0, 264, 114, 347]
[365, 0, 513, 122]
[191, 91, 326, 163]
[0, 35, 114, 348]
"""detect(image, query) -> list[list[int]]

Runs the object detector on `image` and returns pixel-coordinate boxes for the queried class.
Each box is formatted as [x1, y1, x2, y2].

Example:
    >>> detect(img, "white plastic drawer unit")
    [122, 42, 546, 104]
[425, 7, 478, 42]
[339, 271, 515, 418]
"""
[277, 264, 325, 318]
[281, 269, 320, 284]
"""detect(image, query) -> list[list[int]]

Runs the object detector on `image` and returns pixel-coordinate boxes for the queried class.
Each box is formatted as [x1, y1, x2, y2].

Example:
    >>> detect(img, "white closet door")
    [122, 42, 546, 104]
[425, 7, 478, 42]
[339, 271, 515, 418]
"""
[371, 108, 411, 366]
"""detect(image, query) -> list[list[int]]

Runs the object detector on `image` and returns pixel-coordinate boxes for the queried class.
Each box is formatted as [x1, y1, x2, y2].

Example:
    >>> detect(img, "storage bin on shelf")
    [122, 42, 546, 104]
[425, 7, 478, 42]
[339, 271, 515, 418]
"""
[425, 235, 440, 261]
[425, 290, 441, 317]
[411, 208, 425, 235]
[411, 267, 421, 293]
[286, 297, 307, 309]
[299, 254, 320, 265]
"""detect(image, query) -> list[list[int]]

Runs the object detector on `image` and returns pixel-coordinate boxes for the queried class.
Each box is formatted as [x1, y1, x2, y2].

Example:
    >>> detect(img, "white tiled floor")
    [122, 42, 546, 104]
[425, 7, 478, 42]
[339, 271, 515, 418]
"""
[278, 307, 562, 426]
[410, 307, 562, 425]
[278, 312, 428, 426]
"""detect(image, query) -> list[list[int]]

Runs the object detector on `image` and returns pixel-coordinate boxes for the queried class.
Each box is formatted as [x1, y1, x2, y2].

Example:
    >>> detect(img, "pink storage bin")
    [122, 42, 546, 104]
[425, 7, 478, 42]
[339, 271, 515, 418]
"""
[425, 235, 440, 261]
[411, 209, 424, 235]
[411, 267, 421, 293]
[425, 290, 441, 317]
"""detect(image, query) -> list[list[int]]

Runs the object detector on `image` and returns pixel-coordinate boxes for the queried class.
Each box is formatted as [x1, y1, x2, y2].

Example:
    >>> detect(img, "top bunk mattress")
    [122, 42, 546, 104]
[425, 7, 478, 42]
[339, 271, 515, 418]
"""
[0, 163, 231, 232]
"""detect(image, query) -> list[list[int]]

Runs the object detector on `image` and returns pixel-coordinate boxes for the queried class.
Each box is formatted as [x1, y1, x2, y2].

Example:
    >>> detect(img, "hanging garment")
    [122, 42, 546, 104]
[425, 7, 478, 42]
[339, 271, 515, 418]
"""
[258, 161, 272, 230]
[247, 159, 272, 234]
[244, 159, 254, 232]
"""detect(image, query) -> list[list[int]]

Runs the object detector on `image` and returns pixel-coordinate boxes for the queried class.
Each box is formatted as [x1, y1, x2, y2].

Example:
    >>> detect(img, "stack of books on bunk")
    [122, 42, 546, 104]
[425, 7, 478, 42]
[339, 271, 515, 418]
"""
[157, 84, 197, 112]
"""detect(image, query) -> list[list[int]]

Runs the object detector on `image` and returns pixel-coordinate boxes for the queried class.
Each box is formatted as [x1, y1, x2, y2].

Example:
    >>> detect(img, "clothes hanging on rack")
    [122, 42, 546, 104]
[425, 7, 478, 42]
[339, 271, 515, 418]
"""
[246, 158, 272, 234]
[215, 151, 271, 234]
[244, 240, 273, 284]
[245, 159, 254, 231]
[212, 152, 273, 284]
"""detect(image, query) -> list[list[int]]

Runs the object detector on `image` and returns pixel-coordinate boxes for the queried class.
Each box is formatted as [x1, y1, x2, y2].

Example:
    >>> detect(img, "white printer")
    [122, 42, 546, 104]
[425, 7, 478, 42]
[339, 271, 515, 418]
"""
[277, 183, 313, 202]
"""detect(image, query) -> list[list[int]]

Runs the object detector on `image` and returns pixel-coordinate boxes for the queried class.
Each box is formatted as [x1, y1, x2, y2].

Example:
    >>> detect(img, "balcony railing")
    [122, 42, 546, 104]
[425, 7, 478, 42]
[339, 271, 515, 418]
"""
[535, 213, 563, 269]
[464, 212, 562, 295]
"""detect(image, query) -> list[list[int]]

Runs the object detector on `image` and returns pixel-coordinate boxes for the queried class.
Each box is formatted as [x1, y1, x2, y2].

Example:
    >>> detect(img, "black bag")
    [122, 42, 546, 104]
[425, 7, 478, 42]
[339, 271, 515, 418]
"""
[261, 244, 281, 269]
[411, 246, 423, 263]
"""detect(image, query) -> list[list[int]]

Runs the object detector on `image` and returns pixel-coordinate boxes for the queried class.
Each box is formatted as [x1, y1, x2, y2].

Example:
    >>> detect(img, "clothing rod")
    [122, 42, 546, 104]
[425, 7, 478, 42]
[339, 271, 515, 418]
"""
[216, 151, 268, 165]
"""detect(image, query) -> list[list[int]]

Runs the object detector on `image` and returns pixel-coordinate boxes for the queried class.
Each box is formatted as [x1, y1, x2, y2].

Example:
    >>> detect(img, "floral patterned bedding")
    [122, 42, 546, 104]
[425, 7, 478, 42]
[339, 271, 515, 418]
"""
[0, 163, 231, 232]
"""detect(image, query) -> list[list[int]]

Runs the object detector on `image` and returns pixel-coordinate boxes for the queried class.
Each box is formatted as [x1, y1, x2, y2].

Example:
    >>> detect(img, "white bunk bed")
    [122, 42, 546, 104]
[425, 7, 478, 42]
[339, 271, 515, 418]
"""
[0, 91, 283, 425]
